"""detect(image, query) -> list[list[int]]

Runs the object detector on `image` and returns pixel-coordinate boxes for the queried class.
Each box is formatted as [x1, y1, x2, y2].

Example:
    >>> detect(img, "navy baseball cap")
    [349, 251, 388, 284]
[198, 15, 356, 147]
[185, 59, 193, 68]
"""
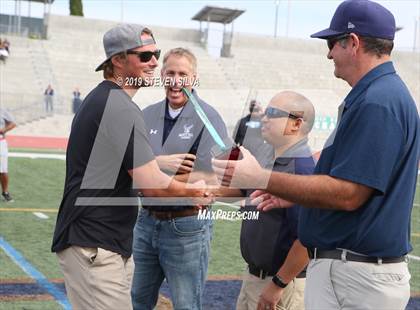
[310, 0, 396, 40]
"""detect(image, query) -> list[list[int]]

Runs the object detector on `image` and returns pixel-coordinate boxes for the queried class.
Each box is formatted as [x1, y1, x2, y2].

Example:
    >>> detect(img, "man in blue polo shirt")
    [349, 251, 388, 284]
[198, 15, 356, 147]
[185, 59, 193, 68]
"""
[213, 1, 420, 309]
[131, 48, 228, 310]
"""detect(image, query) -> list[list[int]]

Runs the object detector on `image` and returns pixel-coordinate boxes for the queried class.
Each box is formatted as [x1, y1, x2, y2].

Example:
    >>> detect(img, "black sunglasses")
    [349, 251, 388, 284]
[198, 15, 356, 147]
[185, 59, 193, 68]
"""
[126, 49, 161, 62]
[327, 34, 350, 50]
[264, 107, 301, 119]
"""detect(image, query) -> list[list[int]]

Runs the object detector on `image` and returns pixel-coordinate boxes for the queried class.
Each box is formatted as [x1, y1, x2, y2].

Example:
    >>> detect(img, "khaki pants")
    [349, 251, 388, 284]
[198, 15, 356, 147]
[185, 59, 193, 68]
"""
[305, 259, 410, 310]
[57, 246, 134, 310]
[236, 271, 305, 310]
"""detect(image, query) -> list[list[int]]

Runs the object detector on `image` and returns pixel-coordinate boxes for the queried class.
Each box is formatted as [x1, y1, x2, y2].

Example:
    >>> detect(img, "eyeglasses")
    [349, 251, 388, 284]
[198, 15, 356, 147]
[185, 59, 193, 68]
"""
[327, 34, 350, 50]
[264, 107, 301, 119]
[126, 49, 161, 62]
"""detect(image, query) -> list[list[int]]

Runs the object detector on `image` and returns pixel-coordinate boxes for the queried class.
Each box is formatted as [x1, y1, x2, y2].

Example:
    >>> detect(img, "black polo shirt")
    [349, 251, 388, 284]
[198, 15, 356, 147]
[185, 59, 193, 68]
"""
[240, 138, 315, 275]
[51, 80, 155, 257]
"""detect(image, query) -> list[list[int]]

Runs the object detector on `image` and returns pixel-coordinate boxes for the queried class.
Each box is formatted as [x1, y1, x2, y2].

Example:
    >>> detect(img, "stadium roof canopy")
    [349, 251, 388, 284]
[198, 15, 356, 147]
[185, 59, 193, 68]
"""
[191, 6, 245, 24]
[18, 0, 55, 3]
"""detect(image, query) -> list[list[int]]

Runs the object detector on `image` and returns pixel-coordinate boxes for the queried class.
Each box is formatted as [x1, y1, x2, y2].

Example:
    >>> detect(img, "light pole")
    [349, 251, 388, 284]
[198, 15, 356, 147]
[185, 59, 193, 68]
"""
[274, 0, 280, 38]
[414, 17, 419, 52]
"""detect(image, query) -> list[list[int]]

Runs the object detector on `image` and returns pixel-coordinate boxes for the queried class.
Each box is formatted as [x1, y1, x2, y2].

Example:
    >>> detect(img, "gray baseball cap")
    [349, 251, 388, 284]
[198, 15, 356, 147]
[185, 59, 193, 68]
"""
[95, 23, 156, 72]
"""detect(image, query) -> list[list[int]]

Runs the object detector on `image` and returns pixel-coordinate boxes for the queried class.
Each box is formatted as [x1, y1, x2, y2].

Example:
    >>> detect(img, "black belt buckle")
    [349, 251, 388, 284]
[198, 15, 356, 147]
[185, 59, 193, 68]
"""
[307, 248, 317, 259]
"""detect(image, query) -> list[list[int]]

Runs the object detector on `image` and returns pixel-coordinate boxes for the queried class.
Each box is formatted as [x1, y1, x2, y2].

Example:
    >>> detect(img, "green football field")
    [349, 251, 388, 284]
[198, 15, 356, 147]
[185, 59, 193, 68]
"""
[0, 156, 419, 309]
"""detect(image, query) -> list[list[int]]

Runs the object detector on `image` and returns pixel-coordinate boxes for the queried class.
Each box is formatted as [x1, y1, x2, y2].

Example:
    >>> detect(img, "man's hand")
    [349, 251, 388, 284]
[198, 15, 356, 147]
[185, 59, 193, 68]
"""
[250, 190, 294, 211]
[211, 146, 270, 188]
[156, 153, 196, 174]
[257, 281, 284, 310]
[188, 179, 214, 208]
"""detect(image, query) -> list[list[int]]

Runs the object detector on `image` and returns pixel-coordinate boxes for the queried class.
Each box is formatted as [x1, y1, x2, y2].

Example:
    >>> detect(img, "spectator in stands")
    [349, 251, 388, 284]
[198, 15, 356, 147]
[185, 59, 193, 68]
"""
[231, 91, 315, 310]
[0, 39, 9, 64]
[51, 24, 211, 310]
[233, 100, 262, 145]
[3, 38, 10, 54]
[213, 1, 420, 309]
[44, 84, 54, 113]
[131, 47, 228, 310]
[233, 100, 273, 165]
[0, 108, 16, 202]
[72, 87, 82, 113]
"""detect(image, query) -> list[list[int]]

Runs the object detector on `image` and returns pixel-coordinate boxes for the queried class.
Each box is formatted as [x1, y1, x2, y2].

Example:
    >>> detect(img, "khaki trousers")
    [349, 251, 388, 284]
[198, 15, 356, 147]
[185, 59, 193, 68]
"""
[236, 271, 305, 310]
[305, 259, 410, 310]
[57, 246, 134, 310]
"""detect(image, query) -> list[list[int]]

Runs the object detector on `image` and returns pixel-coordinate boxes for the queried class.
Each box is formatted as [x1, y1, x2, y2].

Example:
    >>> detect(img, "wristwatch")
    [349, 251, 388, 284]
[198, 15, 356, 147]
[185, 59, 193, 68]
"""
[272, 275, 289, 288]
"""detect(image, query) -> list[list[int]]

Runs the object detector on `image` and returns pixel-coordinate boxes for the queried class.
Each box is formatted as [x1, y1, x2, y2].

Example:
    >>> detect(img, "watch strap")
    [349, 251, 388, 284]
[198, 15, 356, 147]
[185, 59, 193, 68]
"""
[272, 275, 288, 288]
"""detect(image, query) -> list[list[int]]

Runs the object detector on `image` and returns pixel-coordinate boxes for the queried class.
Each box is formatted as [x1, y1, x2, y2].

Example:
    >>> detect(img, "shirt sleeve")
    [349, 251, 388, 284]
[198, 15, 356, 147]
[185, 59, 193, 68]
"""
[329, 103, 404, 193]
[123, 113, 156, 171]
[103, 89, 155, 171]
[286, 157, 315, 238]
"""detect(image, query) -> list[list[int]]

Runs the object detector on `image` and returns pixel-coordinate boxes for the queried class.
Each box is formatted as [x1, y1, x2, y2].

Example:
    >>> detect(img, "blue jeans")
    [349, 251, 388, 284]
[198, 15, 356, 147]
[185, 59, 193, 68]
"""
[131, 208, 212, 310]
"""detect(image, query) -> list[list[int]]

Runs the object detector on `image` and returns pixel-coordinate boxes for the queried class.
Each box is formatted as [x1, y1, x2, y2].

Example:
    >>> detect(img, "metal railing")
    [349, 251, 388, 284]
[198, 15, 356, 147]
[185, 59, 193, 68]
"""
[0, 91, 47, 124]
[0, 24, 29, 38]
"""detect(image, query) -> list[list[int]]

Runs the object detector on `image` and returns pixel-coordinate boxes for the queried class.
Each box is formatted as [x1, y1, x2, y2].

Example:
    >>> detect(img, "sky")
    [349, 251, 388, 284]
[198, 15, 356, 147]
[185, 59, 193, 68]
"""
[1, 0, 419, 51]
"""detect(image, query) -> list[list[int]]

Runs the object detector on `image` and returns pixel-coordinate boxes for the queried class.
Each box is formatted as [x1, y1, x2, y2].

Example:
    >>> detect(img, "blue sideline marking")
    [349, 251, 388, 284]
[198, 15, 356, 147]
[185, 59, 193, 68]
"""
[0, 236, 71, 309]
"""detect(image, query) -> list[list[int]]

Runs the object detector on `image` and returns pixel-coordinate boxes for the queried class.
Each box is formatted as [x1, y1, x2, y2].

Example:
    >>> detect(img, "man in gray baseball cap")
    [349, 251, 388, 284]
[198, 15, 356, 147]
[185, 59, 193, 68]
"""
[95, 23, 161, 87]
[95, 23, 158, 72]
[52, 23, 211, 310]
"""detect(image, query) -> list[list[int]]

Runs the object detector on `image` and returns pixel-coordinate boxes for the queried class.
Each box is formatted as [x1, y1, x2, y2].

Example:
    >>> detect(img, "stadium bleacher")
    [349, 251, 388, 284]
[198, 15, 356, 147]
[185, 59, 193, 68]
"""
[1, 13, 419, 148]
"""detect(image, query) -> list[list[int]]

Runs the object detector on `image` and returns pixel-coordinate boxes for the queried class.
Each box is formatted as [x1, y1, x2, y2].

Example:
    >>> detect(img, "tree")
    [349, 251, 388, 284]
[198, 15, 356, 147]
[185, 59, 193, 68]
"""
[70, 0, 84, 17]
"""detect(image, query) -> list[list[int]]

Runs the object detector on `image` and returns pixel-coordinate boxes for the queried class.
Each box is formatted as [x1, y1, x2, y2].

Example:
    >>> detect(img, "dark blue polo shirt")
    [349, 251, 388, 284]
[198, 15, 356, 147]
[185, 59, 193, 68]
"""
[142, 90, 228, 211]
[241, 138, 315, 275]
[299, 62, 420, 257]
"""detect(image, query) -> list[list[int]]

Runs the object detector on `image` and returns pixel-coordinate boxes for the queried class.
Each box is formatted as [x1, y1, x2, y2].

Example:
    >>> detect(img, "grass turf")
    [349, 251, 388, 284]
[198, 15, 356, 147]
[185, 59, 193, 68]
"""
[0, 157, 245, 280]
[0, 301, 61, 310]
[0, 157, 419, 310]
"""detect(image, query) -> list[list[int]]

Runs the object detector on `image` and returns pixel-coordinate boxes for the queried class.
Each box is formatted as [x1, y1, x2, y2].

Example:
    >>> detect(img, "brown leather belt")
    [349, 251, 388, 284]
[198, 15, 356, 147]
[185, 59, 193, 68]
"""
[143, 207, 202, 220]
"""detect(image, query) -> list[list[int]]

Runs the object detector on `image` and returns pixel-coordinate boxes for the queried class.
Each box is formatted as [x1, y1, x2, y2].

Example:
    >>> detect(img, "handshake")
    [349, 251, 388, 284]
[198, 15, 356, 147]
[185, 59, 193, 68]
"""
[149, 145, 293, 211]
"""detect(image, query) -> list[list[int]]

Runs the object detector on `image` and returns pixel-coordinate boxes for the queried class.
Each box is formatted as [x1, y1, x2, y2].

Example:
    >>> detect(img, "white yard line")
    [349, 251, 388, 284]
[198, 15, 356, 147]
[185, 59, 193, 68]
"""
[33, 212, 49, 219]
[215, 201, 242, 210]
[10, 152, 65, 160]
[408, 254, 420, 262]
[9, 152, 65, 160]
